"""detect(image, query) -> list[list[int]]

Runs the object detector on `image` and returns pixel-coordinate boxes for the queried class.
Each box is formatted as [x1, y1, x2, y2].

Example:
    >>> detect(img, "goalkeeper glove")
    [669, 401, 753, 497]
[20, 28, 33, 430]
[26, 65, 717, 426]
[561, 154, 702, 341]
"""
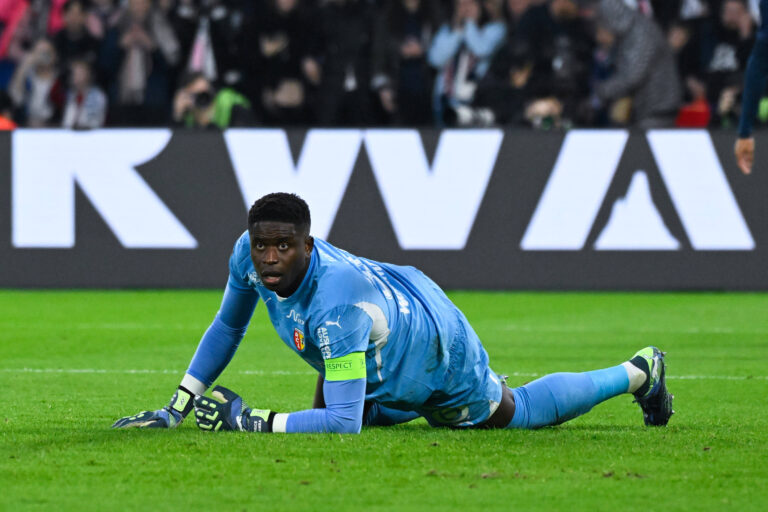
[111, 386, 195, 429]
[194, 385, 275, 432]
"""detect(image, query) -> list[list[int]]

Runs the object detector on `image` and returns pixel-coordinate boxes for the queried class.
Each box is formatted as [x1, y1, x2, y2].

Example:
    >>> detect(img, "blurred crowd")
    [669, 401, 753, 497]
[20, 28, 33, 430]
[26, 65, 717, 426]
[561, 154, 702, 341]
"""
[0, 0, 761, 130]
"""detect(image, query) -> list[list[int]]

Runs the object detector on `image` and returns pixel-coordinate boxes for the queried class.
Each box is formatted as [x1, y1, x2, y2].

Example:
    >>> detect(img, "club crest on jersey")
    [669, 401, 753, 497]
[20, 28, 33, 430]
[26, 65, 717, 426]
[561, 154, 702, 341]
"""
[293, 328, 305, 351]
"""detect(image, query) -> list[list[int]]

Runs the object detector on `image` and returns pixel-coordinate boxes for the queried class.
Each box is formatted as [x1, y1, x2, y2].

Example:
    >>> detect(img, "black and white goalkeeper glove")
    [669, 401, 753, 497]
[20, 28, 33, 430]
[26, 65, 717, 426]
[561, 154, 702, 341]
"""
[111, 386, 195, 429]
[194, 385, 275, 432]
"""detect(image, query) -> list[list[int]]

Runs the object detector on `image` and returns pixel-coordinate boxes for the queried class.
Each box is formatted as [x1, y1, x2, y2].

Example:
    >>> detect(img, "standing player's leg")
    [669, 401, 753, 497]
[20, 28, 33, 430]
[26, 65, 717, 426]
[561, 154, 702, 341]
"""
[507, 346, 674, 429]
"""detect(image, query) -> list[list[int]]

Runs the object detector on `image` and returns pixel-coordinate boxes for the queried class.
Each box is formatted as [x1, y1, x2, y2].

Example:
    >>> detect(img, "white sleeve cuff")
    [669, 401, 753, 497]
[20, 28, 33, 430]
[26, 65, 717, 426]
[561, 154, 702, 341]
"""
[272, 413, 289, 433]
[180, 373, 207, 396]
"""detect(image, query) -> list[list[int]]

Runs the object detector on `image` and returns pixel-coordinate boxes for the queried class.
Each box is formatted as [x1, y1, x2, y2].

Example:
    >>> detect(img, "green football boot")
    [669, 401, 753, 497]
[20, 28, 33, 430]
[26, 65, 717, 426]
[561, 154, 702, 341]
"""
[630, 346, 674, 426]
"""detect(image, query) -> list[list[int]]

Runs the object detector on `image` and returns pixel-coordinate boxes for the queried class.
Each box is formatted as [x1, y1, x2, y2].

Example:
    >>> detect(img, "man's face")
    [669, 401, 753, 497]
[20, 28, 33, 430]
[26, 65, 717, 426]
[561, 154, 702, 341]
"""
[129, 0, 151, 22]
[249, 221, 313, 296]
[276, 0, 298, 13]
[70, 61, 91, 89]
[595, 25, 615, 47]
[64, 3, 87, 32]
[550, 0, 578, 20]
[507, 0, 530, 17]
[722, 0, 746, 30]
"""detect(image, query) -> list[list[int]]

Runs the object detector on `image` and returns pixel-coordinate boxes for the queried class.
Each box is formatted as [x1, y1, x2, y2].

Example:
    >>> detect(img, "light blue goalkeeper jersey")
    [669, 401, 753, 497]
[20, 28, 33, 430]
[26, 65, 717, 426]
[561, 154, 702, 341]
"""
[226, 231, 483, 412]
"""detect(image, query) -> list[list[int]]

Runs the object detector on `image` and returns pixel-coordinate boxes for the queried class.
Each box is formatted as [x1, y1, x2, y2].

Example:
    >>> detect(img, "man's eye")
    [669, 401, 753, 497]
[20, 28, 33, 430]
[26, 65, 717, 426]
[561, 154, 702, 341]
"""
[254, 242, 265, 250]
[278, 243, 289, 250]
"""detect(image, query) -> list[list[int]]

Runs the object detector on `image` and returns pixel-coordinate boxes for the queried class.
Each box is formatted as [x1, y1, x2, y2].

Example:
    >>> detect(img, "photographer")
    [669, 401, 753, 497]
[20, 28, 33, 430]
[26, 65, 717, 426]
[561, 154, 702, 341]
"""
[172, 71, 254, 128]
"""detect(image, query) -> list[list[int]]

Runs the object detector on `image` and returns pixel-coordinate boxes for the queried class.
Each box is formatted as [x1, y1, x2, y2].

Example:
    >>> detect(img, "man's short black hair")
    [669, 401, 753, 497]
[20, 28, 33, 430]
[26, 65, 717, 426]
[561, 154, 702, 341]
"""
[248, 193, 311, 233]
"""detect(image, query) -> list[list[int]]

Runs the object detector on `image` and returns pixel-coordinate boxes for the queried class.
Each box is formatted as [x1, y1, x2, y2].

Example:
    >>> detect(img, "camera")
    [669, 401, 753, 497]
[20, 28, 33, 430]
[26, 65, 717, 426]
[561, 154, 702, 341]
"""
[193, 90, 214, 108]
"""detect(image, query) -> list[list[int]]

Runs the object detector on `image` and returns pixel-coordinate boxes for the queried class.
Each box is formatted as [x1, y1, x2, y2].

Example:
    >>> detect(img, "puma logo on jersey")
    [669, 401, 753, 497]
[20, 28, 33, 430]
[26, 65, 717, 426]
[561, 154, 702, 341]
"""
[325, 315, 342, 328]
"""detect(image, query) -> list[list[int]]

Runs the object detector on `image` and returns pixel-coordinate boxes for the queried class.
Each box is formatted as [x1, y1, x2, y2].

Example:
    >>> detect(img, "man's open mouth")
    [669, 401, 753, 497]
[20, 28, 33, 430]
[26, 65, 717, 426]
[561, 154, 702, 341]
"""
[261, 272, 282, 286]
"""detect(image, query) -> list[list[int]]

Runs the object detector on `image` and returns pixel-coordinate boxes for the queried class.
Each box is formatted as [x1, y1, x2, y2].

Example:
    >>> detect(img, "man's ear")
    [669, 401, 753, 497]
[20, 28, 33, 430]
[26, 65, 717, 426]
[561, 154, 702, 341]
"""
[305, 236, 314, 256]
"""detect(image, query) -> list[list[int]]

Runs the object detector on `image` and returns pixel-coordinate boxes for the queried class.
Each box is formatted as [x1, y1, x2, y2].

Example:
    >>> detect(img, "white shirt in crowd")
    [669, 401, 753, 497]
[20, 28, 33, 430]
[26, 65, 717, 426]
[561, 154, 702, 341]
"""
[62, 87, 107, 129]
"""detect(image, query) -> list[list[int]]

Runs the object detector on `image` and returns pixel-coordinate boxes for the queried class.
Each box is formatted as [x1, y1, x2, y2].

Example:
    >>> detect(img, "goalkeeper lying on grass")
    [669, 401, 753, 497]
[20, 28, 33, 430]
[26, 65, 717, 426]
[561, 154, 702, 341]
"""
[113, 193, 673, 433]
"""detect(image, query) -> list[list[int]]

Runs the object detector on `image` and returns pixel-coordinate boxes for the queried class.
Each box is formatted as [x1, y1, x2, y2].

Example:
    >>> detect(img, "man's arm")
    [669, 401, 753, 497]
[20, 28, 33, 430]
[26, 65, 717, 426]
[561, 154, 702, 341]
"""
[363, 403, 421, 427]
[183, 282, 258, 390]
[427, 24, 464, 69]
[194, 304, 375, 434]
[736, 0, 768, 174]
[194, 353, 368, 434]
[312, 374, 421, 426]
[595, 23, 656, 102]
[313, 374, 325, 408]
[276, 358, 367, 434]
[113, 239, 259, 429]
[463, 20, 506, 59]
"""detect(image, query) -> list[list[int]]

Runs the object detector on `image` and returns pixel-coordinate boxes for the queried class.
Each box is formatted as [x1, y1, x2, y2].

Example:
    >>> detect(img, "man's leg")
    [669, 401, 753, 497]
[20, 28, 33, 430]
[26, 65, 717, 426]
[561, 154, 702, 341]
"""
[507, 346, 674, 429]
[313, 374, 420, 427]
[363, 403, 421, 427]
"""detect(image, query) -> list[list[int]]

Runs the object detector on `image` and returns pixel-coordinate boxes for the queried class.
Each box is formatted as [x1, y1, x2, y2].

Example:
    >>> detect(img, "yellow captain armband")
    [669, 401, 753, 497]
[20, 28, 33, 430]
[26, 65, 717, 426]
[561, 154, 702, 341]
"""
[324, 352, 366, 381]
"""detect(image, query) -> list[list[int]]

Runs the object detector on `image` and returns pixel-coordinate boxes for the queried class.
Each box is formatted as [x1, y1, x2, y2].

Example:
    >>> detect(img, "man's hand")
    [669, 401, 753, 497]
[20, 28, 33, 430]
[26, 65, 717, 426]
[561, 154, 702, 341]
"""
[194, 385, 275, 432]
[735, 137, 755, 175]
[111, 408, 182, 428]
[112, 386, 194, 429]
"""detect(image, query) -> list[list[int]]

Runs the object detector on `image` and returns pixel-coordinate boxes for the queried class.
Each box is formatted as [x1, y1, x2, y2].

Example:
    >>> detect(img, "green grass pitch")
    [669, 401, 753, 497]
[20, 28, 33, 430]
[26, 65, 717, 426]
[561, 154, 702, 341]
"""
[1, 290, 767, 511]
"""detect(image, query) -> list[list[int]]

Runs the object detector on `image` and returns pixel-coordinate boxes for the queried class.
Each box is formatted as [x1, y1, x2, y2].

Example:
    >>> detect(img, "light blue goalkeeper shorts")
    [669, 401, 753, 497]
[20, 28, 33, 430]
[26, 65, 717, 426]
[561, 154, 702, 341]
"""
[415, 310, 503, 428]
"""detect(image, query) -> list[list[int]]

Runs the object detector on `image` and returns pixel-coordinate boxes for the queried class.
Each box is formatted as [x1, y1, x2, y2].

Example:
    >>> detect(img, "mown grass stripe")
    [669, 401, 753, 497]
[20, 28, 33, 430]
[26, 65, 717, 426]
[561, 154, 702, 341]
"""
[1, 368, 765, 380]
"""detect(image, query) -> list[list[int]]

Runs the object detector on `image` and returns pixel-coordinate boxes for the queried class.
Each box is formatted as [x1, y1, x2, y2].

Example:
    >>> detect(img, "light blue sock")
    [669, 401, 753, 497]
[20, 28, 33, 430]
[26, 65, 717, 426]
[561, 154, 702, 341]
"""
[507, 365, 629, 429]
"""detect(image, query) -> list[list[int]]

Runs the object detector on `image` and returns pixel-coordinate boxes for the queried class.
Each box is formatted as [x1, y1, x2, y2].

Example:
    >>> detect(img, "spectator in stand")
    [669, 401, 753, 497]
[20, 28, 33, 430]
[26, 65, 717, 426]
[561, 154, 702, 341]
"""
[98, 0, 180, 126]
[659, 1, 715, 118]
[169, 0, 250, 89]
[0, 0, 28, 61]
[669, 21, 705, 99]
[586, 22, 617, 127]
[85, 0, 121, 40]
[313, 0, 377, 126]
[247, 0, 317, 125]
[0, 0, 28, 89]
[508, 0, 593, 128]
[171, 70, 254, 128]
[0, 89, 18, 129]
[705, 0, 755, 127]
[0, 0, 62, 66]
[592, 0, 681, 127]
[505, 0, 532, 26]
[467, 0, 538, 127]
[428, 0, 507, 126]
[371, 0, 442, 125]
[54, 0, 99, 70]
[44, 0, 69, 35]
[61, 57, 107, 128]
[667, 19, 711, 126]
[650, 0, 682, 30]
[8, 37, 65, 126]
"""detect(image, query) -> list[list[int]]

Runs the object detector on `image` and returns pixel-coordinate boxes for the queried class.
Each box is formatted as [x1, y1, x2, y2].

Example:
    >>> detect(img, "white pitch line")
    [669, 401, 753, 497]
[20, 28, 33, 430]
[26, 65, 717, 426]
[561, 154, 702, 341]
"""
[489, 324, 768, 335]
[502, 372, 767, 381]
[0, 368, 766, 381]
[0, 368, 314, 376]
